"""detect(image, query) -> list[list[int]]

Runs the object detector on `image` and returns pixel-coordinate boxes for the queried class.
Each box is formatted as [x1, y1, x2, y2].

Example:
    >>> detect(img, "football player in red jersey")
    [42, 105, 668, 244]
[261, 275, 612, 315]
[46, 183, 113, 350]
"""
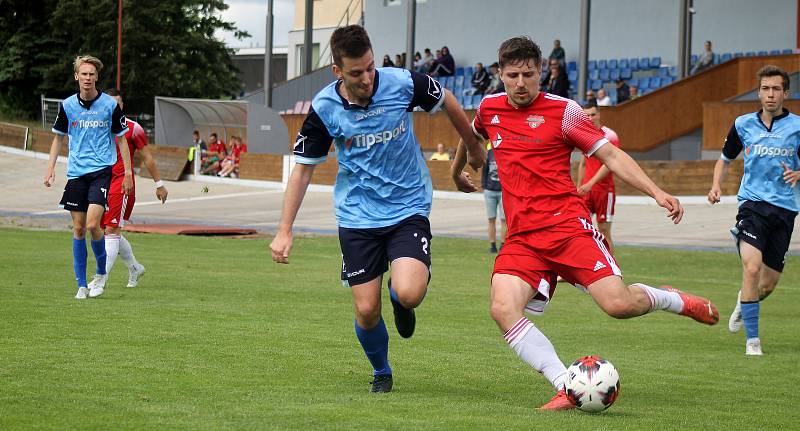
[576, 100, 621, 251]
[98, 89, 168, 295]
[450, 36, 719, 411]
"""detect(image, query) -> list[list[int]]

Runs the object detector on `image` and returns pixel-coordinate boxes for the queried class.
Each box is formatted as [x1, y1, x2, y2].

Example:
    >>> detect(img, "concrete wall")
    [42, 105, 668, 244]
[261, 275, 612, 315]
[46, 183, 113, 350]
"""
[364, 0, 796, 69]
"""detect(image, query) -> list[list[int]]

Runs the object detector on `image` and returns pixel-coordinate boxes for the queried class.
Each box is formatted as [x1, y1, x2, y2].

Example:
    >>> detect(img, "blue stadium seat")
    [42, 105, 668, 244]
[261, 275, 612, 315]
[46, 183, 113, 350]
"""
[782, 49, 794, 55]
[471, 94, 482, 108]
[758, 50, 768, 56]
[618, 59, 629, 69]
[629, 58, 639, 70]
[721, 53, 732, 62]
[588, 60, 597, 71]
[713, 53, 721, 64]
[456, 67, 465, 76]
[589, 69, 599, 80]
[462, 96, 473, 110]
[650, 77, 661, 88]
[669, 66, 678, 77]
[464, 67, 473, 78]
[734, 52, 743, 58]
[649, 57, 661, 68]
[640, 57, 650, 69]
[442, 76, 454, 89]
[454, 75, 465, 87]
[599, 69, 610, 81]
[609, 91, 618, 105]
[638, 77, 650, 89]
[568, 70, 578, 81]
[769, 49, 781, 55]
[569, 79, 577, 91]
[456, 94, 464, 106]
[609, 69, 620, 81]
[629, 77, 639, 87]
[591, 80, 603, 91]
[568, 61, 577, 71]
[745, 51, 756, 57]
[621, 68, 632, 79]
[658, 67, 669, 77]
[454, 85, 463, 96]
[608, 59, 618, 69]
[691, 54, 698, 65]
[662, 76, 675, 85]
[598, 59, 607, 70]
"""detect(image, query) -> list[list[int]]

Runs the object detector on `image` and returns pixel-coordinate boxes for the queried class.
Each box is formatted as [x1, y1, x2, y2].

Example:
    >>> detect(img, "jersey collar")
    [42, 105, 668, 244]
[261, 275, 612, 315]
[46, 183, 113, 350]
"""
[336, 69, 380, 111]
[756, 107, 790, 132]
[77, 92, 102, 109]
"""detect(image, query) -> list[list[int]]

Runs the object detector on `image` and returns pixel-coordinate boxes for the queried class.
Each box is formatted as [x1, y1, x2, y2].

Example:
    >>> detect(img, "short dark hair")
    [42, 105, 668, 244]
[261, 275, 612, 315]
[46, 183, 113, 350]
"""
[330, 25, 372, 67]
[498, 36, 542, 68]
[210, 132, 218, 138]
[757, 65, 790, 91]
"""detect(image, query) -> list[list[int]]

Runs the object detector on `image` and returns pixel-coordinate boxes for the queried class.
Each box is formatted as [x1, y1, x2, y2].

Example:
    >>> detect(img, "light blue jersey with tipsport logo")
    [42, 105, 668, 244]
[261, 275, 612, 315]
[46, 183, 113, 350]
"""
[52, 93, 128, 179]
[294, 68, 445, 228]
[722, 109, 800, 212]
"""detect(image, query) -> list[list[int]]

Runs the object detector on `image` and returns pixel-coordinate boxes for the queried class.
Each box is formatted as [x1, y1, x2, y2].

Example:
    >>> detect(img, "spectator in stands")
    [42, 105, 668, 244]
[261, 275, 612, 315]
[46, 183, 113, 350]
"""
[395, 54, 404, 68]
[585, 90, 597, 104]
[691, 40, 714, 75]
[218, 135, 248, 178]
[548, 39, 565, 66]
[418, 48, 434, 74]
[429, 46, 455, 77]
[192, 130, 205, 150]
[464, 62, 491, 96]
[429, 143, 450, 161]
[629, 85, 639, 100]
[413, 52, 423, 72]
[487, 62, 504, 94]
[596, 88, 611, 106]
[382, 55, 395, 68]
[201, 132, 227, 175]
[482, 145, 506, 254]
[615, 78, 631, 103]
[540, 58, 565, 88]
[546, 61, 570, 97]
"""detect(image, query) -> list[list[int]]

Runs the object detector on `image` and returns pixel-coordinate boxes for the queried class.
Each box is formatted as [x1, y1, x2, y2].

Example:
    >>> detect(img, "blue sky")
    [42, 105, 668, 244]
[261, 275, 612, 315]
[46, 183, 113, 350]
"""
[216, 0, 296, 48]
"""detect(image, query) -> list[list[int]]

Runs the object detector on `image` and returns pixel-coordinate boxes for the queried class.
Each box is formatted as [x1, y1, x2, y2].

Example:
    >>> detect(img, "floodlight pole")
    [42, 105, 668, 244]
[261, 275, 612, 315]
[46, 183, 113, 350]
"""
[678, 0, 694, 78]
[405, 0, 416, 70]
[304, 0, 313, 74]
[264, 0, 274, 107]
[577, 0, 591, 100]
[116, 0, 122, 90]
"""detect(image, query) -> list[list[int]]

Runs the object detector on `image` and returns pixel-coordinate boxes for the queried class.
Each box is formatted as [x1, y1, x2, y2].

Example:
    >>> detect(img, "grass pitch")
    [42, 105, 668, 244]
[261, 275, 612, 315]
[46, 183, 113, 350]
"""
[1, 227, 798, 430]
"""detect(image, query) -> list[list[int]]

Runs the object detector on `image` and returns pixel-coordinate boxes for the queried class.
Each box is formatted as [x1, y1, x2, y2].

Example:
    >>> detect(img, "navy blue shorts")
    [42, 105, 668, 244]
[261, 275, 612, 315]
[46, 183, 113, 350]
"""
[338, 215, 432, 286]
[59, 167, 112, 212]
[734, 200, 797, 272]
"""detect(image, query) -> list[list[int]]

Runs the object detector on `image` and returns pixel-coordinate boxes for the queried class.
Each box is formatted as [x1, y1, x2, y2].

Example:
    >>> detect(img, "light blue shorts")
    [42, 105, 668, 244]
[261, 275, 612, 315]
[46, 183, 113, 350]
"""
[484, 190, 505, 220]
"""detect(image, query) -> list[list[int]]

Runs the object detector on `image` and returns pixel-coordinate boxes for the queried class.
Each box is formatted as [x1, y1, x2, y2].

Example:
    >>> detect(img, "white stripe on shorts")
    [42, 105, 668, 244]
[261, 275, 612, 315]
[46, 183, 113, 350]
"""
[119, 195, 128, 228]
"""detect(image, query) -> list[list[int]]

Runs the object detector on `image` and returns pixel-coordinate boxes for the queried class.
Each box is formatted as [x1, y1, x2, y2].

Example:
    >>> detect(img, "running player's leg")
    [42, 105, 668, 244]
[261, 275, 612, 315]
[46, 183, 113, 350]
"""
[102, 189, 125, 275]
[386, 215, 432, 339]
[70, 210, 89, 297]
[85, 168, 111, 296]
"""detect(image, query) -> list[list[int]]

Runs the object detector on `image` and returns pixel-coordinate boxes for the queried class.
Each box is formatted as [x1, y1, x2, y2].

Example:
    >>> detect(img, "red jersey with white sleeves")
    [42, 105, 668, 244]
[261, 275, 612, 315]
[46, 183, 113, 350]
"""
[472, 92, 608, 236]
[112, 119, 148, 185]
[581, 126, 620, 191]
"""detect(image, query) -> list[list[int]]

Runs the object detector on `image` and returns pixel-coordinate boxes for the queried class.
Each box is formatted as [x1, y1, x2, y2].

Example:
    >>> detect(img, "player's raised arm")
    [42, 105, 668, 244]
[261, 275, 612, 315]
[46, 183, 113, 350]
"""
[593, 144, 683, 223]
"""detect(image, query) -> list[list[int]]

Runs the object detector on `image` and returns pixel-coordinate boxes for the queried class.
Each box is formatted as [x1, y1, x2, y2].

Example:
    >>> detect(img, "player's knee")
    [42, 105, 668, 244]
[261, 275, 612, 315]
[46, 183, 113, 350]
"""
[489, 298, 515, 324]
[73, 226, 86, 238]
[742, 260, 761, 278]
[395, 288, 424, 309]
[354, 300, 381, 323]
[599, 298, 636, 319]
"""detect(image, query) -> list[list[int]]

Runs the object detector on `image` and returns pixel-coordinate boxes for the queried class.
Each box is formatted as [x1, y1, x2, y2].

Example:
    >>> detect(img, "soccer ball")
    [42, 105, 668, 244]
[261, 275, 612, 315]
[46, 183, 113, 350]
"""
[565, 355, 620, 413]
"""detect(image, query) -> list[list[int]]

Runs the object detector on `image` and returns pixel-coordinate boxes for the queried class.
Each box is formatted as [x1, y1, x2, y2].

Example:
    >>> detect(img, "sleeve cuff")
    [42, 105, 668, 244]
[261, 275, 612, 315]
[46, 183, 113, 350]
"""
[426, 93, 446, 114]
[720, 153, 734, 162]
[51, 129, 66, 135]
[115, 127, 129, 137]
[586, 138, 609, 157]
[294, 155, 327, 165]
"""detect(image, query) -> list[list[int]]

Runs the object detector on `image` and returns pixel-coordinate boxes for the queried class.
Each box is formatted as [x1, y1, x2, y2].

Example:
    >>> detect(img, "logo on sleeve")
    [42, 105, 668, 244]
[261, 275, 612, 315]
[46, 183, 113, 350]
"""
[427, 76, 442, 99]
[491, 115, 500, 124]
[293, 134, 306, 153]
[492, 133, 503, 148]
[527, 115, 545, 129]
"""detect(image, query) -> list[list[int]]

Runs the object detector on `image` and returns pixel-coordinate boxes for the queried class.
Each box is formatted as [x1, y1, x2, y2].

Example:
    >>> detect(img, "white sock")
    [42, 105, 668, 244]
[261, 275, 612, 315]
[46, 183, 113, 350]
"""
[105, 234, 121, 274]
[504, 317, 567, 390]
[633, 283, 683, 313]
[118, 235, 139, 268]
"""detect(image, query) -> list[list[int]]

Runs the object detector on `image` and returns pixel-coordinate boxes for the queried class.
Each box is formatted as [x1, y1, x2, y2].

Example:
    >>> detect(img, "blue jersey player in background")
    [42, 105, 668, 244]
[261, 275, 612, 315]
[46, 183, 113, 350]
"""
[708, 65, 800, 356]
[269, 25, 483, 393]
[44, 55, 133, 299]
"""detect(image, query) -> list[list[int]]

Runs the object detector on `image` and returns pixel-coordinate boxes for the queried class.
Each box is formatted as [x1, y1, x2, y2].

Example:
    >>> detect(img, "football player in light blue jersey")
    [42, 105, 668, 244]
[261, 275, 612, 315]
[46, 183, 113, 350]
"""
[269, 25, 483, 393]
[44, 55, 133, 300]
[709, 65, 800, 356]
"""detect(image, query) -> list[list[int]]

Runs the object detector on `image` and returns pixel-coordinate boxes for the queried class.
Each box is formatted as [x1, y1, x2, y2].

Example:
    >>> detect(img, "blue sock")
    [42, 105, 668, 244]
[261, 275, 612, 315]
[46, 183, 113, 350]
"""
[72, 238, 87, 287]
[354, 318, 391, 376]
[741, 301, 760, 340]
[90, 237, 107, 275]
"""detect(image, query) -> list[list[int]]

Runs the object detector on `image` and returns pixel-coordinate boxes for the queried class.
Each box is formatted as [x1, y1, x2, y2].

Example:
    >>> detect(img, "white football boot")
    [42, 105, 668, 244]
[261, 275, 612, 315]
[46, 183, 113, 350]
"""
[88, 274, 108, 298]
[127, 264, 145, 288]
[728, 290, 743, 333]
[75, 287, 90, 299]
[745, 338, 763, 356]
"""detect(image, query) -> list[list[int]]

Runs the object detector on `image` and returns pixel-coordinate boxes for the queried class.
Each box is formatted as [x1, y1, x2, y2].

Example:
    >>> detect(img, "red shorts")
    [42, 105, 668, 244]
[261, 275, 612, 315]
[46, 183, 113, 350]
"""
[493, 217, 621, 314]
[584, 188, 615, 223]
[102, 192, 135, 228]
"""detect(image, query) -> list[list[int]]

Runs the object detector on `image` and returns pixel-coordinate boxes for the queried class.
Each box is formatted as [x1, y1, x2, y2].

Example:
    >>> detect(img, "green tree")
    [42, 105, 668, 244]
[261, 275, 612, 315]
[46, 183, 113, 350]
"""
[0, 0, 248, 119]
